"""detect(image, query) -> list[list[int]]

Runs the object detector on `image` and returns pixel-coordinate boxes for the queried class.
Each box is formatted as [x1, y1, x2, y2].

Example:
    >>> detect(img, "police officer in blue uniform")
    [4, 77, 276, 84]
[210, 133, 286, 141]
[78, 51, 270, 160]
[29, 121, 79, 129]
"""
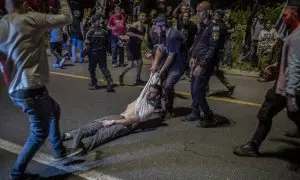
[182, 1, 227, 128]
[84, 15, 115, 92]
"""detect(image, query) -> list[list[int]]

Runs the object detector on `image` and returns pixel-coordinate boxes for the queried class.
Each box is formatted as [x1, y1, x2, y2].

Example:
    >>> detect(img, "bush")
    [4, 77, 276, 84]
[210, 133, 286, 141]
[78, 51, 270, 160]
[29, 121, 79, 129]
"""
[230, 3, 284, 71]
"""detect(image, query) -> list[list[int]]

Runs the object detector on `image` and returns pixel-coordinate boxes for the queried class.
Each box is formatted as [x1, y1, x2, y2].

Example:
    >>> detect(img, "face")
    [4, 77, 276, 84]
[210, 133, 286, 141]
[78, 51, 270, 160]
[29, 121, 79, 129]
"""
[139, 13, 146, 23]
[196, 4, 208, 23]
[265, 20, 272, 30]
[146, 87, 159, 100]
[183, 12, 189, 23]
[258, 14, 264, 20]
[167, 6, 172, 12]
[121, 9, 125, 14]
[283, 7, 298, 28]
[115, 7, 121, 15]
[150, 10, 157, 18]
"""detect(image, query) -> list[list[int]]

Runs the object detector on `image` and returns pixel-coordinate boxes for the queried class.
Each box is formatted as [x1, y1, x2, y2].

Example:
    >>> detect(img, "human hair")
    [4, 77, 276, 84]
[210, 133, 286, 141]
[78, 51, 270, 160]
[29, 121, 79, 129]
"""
[150, 84, 162, 96]
[197, 1, 212, 11]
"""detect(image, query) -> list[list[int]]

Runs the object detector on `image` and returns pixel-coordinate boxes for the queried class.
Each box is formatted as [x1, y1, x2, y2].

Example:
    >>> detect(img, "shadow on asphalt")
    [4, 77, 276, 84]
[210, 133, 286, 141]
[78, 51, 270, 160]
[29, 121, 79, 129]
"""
[132, 117, 168, 133]
[261, 138, 300, 173]
[207, 90, 236, 99]
[174, 107, 191, 118]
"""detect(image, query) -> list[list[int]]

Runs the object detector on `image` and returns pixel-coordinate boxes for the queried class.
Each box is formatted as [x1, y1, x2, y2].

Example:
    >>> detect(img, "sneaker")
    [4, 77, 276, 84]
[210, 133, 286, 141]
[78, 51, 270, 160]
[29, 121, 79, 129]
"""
[233, 142, 260, 157]
[52, 64, 60, 68]
[9, 172, 40, 180]
[61, 133, 72, 141]
[119, 75, 124, 86]
[227, 85, 236, 97]
[89, 84, 101, 90]
[182, 112, 200, 122]
[59, 58, 66, 68]
[106, 85, 115, 92]
[53, 148, 83, 162]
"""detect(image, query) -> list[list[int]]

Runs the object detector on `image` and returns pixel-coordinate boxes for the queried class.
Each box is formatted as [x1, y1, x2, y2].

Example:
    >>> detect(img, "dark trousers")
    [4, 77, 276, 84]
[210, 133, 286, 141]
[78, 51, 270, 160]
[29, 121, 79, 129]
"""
[10, 87, 64, 178]
[88, 50, 113, 86]
[50, 42, 63, 64]
[250, 40, 259, 67]
[161, 67, 185, 112]
[252, 85, 300, 145]
[191, 67, 214, 116]
[67, 116, 130, 152]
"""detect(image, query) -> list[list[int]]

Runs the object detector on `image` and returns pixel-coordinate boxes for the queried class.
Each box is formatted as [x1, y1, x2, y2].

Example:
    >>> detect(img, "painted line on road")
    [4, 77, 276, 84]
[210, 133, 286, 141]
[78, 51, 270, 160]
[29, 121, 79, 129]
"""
[50, 71, 262, 108]
[0, 138, 120, 180]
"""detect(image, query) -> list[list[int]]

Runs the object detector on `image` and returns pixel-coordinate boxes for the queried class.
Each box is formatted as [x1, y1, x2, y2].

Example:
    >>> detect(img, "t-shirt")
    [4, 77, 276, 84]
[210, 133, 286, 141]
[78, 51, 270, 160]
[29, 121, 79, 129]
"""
[258, 28, 278, 52]
[166, 28, 187, 69]
[108, 14, 126, 36]
[120, 100, 155, 122]
[252, 19, 264, 40]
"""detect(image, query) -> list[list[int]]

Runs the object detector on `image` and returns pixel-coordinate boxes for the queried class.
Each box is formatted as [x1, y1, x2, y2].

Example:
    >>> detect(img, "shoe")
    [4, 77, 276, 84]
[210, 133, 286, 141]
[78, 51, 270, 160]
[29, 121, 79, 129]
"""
[119, 75, 124, 86]
[53, 148, 83, 162]
[59, 58, 66, 68]
[112, 64, 119, 68]
[164, 111, 174, 120]
[89, 84, 101, 90]
[61, 133, 72, 141]
[182, 111, 200, 122]
[233, 142, 260, 157]
[79, 58, 84, 63]
[106, 84, 115, 92]
[196, 115, 214, 128]
[9, 172, 40, 180]
[227, 85, 236, 97]
[52, 64, 60, 68]
[284, 129, 300, 138]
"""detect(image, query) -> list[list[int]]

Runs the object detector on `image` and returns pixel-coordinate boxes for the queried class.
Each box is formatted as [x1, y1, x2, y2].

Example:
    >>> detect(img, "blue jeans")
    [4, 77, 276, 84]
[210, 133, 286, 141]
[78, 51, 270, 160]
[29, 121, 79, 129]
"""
[111, 35, 124, 65]
[191, 67, 214, 115]
[224, 39, 232, 65]
[161, 67, 185, 112]
[71, 38, 84, 62]
[10, 88, 65, 178]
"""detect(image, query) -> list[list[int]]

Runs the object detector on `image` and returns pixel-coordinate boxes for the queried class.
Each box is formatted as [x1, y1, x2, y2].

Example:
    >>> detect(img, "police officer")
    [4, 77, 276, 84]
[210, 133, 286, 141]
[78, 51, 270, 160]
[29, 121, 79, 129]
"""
[210, 9, 235, 96]
[84, 15, 115, 92]
[182, 1, 226, 128]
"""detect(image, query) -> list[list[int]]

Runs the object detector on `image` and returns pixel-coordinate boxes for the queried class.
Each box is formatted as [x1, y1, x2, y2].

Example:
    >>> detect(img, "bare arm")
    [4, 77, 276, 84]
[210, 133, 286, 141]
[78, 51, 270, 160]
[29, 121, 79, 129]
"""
[34, 0, 73, 30]
[160, 53, 175, 73]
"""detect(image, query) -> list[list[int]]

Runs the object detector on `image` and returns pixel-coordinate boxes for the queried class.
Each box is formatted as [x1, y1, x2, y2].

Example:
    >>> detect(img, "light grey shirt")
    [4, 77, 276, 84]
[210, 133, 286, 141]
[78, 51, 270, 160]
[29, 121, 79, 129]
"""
[0, 0, 72, 94]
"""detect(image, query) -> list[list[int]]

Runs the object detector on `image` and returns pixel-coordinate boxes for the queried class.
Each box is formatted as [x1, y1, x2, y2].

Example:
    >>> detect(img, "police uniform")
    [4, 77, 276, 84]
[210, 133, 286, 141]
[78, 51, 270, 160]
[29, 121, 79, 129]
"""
[185, 20, 226, 126]
[85, 24, 114, 91]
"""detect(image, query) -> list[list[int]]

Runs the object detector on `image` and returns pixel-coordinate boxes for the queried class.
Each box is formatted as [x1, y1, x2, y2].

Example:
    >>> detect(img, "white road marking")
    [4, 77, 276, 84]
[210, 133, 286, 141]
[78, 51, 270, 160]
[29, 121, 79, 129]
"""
[0, 138, 121, 180]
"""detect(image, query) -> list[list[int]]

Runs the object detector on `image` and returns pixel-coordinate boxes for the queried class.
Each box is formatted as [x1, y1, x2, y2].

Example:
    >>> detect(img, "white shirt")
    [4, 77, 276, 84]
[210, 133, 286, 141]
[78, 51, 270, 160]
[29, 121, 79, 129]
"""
[0, 0, 72, 94]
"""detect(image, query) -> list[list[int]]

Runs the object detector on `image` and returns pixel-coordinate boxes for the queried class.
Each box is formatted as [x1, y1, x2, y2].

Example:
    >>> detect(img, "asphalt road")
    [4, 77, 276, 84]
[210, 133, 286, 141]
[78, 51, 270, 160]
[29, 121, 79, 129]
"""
[0, 57, 299, 180]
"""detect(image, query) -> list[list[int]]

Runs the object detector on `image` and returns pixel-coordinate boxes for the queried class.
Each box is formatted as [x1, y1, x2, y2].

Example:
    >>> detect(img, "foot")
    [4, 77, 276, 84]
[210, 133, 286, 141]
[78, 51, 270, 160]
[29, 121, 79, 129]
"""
[182, 112, 200, 122]
[227, 85, 236, 97]
[112, 64, 119, 68]
[106, 85, 115, 92]
[59, 58, 66, 68]
[134, 79, 146, 85]
[284, 129, 300, 138]
[119, 75, 124, 86]
[53, 148, 84, 162]
[233, 142, 260, 157]
[61, 133, 72, 141]
[89, 84, 101, 90]
[196, 115, 214, 128]
[164, 111, 175, 120]
[9, 172, 40, 180]
[52, 64, 60, 68]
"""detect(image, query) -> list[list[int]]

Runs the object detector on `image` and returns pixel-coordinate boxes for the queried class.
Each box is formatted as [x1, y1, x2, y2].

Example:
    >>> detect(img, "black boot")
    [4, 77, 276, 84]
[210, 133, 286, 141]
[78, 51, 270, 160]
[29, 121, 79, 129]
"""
[196, 113, 215, 128]
[88, 83, 100, 90]
[233, 140, 260, 157]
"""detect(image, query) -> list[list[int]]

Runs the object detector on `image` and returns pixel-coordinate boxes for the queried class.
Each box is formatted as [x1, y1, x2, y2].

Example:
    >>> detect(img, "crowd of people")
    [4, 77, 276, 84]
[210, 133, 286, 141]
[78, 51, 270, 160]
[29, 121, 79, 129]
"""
[0, 0, 300, 179]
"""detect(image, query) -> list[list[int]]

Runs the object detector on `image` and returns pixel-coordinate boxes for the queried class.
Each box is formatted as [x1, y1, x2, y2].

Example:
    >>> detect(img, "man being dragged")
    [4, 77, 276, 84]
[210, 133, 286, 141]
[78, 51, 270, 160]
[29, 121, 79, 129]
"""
[62, 78, 162, 155]
[119, 12, 147, 86]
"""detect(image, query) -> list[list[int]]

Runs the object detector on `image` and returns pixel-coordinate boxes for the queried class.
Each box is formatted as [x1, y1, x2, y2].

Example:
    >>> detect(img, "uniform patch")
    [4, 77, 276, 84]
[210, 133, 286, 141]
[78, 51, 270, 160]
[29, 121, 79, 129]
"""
[212, 25, 220, 40]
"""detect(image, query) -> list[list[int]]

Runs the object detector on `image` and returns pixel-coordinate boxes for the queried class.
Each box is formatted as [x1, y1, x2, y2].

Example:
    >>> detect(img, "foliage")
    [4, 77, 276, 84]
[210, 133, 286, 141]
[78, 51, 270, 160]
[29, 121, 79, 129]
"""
[229, 3, 284, 71]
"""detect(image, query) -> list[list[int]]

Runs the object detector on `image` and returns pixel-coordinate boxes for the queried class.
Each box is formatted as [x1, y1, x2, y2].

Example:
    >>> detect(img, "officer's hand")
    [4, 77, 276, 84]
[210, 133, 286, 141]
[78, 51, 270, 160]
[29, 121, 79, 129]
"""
[287, 96, 299, 112]
[192, 65, 202, 76]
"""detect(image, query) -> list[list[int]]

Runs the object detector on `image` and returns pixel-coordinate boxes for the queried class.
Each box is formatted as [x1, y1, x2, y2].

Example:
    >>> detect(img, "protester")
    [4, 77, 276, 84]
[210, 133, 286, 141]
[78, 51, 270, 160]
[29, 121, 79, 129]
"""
[234, 0, 300, 157]
[0, 0, 82, 179]
[119, 12, 147, 86]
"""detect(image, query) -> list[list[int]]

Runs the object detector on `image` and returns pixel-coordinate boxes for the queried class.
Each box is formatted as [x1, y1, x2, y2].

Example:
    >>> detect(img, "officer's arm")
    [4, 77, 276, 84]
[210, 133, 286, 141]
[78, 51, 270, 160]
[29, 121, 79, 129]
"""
[286, 36, 300, 96]
[198, 26, 219, 68]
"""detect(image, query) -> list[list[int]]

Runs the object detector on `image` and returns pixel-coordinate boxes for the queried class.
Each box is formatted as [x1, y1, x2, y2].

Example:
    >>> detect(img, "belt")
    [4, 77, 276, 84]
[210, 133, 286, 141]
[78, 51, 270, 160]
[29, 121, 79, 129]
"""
[11, 86, 47, 99]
